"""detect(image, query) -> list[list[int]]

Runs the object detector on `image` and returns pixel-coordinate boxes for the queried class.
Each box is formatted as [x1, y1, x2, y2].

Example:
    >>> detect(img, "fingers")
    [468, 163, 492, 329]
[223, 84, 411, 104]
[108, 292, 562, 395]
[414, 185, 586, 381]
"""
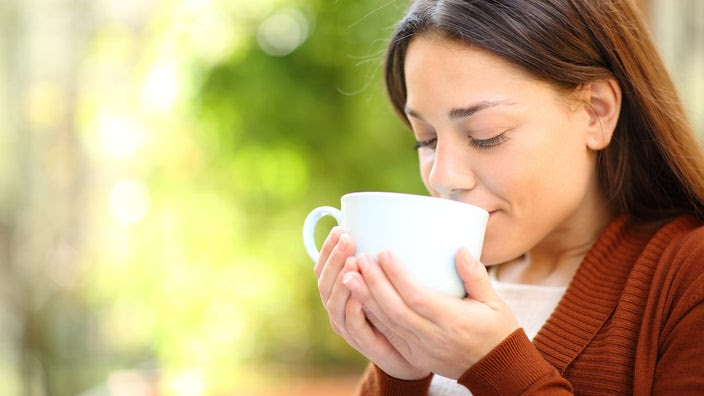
[314, 226, 344, 278]
[331, 261, 425, 379]
[353, 253, 431, 336]
[456, 247, 497, 305]
[344, 271, 410, 349]
[325, 257, 358, 335]
[376, 250, 442, 319]
[343, 295, 376, 349]
[314, 227, 357, 336]
[342, 293, 430, 381]
[313, 234, 431, 381]
[343, 271, 394, 338]
[343, 295, 398, 356]
[317, 231, 356, 301]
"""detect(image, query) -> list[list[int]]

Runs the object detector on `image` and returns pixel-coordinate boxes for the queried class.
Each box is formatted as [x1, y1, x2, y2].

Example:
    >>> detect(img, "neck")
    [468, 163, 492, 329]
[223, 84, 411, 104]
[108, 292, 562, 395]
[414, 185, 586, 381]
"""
[498, 190, 615, 286]
[499, 240, 595, 286]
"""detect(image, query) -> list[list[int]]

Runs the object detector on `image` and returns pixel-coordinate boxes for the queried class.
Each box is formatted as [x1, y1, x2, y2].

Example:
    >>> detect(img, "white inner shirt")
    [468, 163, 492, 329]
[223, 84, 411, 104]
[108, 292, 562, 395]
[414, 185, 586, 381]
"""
[429, 266, 567, 395]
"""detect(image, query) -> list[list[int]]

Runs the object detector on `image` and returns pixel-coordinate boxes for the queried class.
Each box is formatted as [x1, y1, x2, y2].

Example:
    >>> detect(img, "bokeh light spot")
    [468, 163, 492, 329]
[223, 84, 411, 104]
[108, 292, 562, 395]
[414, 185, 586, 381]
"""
[109, 178, 150, 226]
[256, 8, 309, 56]
[139, 61, 180, 113]
[97, 115, 147, 159]
[166, 370, 206, 396]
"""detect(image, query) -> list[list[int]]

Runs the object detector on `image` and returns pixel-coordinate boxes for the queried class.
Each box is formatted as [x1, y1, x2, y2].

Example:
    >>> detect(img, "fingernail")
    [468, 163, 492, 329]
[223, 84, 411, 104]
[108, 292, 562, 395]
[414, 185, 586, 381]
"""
[343, 272, 356, 289]
[338, 234, 348, 248]
[357, 253, 370, 271]
[460, 248, 473, 266]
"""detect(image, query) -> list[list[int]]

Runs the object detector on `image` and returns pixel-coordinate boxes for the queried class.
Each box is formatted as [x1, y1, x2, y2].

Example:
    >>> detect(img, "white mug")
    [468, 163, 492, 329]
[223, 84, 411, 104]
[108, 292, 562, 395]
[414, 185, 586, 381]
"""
[302, 192, 488, 297]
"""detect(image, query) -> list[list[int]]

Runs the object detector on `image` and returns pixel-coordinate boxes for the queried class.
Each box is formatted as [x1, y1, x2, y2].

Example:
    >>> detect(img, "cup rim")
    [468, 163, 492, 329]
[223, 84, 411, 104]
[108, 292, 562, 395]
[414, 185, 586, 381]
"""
[342, 191, 489, 216]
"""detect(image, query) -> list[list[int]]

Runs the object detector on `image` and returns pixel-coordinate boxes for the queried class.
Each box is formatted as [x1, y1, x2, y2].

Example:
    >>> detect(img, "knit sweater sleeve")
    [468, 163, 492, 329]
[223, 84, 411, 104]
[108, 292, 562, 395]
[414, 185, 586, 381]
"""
[647, 226, 704, 394]
[652, 290, 704, 393]
[354, 329, 573, 395]
[457, 328, 573, 395]
[355, 363, 433, 395]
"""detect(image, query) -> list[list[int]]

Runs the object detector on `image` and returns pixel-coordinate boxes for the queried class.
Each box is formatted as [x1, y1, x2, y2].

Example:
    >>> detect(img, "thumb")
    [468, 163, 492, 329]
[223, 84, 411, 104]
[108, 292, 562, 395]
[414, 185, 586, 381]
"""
[456, 247, 496, 304]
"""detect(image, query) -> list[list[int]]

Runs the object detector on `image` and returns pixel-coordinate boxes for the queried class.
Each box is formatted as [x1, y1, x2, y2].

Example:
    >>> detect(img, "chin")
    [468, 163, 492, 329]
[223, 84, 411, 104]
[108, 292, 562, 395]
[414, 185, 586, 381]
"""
[480, 249, 523, 266]
[479, 235, 521, 266]
[478, 246, 503, 266]
[480, 225, 501, 265]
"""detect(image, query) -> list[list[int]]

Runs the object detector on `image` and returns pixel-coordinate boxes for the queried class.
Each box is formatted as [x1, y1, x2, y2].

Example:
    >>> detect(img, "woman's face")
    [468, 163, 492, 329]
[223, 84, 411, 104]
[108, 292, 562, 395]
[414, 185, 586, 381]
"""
[403, 36, 606, 265]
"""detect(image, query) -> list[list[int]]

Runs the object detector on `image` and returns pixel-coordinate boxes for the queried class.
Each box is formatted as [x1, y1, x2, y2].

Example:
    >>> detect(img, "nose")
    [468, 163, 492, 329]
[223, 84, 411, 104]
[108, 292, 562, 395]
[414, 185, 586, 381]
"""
[428, 138, 477, 196]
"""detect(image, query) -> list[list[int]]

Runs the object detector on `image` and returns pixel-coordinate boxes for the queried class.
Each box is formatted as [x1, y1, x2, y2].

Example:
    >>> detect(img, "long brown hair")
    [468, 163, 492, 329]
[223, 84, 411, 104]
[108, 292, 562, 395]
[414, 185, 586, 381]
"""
[385, 0, 704, 222]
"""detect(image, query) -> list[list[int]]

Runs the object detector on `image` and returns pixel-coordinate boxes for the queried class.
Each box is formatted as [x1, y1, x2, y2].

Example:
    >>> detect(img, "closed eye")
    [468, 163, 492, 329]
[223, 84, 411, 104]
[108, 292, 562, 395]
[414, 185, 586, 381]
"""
[414, 130, 510, 151]
[468, 130, 511, 149]
[413, 137, 437, 150]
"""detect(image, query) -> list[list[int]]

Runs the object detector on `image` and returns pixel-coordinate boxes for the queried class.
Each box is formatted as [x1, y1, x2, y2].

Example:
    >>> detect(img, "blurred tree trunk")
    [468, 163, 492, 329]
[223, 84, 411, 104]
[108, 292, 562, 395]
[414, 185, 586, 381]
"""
[0, 0, 28, 394]
[1, 0, 89, 394]
[650, 0, 704, 133]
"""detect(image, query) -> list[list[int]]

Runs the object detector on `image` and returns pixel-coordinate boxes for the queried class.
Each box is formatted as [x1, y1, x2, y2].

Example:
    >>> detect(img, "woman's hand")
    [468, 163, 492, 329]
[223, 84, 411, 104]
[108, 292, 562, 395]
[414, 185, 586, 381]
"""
[314, 228, 430, 380]
[342, 247, 519, 380]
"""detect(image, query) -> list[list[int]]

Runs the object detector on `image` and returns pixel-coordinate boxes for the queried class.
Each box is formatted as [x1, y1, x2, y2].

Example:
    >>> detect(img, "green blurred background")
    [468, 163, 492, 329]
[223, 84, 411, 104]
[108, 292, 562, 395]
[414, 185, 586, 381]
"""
[0, 0, 701, 395]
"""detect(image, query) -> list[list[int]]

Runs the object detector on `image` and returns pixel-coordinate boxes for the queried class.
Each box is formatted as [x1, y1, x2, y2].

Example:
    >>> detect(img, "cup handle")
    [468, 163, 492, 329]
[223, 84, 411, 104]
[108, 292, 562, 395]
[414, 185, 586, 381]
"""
[302, 206, 343, 263]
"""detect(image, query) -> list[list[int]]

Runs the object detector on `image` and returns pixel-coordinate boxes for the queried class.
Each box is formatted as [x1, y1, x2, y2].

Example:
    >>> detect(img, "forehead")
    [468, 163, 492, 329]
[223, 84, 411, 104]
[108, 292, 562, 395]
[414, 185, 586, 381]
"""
[403, 36, 567, 114]
[405, 36, 530, 92]
[404, 36, 541, 99]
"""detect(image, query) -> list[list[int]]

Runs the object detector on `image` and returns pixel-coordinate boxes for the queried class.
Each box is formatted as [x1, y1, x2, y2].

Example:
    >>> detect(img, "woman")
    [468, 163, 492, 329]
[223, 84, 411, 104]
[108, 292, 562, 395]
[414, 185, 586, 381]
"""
[314, 0, 704, 394]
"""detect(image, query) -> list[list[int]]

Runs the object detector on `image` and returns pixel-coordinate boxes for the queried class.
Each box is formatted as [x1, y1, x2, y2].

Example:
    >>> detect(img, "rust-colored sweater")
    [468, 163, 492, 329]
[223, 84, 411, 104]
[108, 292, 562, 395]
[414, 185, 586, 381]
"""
[356, 215, 704, 395]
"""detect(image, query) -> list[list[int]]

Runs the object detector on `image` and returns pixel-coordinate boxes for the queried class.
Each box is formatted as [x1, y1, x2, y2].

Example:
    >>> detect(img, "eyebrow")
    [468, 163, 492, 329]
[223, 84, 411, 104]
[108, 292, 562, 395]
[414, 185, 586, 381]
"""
[404, 100, 516, 121]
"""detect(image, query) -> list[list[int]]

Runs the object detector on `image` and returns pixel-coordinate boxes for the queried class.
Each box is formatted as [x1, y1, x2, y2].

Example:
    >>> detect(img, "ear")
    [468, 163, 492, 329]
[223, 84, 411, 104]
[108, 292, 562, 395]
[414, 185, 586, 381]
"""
[578, 79, 622, 151]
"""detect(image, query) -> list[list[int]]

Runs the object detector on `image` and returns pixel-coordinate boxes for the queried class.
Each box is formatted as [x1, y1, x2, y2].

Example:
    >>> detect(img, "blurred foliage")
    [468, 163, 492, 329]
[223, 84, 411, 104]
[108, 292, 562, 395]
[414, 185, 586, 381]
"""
[82, 0, 422, 391]
[71, 0, 424, 394]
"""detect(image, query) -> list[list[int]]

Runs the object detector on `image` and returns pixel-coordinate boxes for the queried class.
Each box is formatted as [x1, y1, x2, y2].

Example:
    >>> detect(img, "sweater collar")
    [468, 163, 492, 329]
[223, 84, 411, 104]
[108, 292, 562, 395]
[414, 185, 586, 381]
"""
[531, 215, 652, 372]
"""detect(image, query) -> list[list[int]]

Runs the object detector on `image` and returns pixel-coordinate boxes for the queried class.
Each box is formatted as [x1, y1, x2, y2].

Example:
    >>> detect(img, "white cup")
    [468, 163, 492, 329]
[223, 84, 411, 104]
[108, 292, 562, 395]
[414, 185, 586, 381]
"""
[302, 192, 488, 297]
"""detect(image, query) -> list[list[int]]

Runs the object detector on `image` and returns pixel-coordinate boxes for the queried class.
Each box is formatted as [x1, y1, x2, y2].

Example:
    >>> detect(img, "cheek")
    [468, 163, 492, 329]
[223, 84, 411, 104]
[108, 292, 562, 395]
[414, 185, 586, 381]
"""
[494, 123, 582, 202]
[480, 152, 529, 199]
[418, 152, 436, 193]
[495, 146, 576, 213]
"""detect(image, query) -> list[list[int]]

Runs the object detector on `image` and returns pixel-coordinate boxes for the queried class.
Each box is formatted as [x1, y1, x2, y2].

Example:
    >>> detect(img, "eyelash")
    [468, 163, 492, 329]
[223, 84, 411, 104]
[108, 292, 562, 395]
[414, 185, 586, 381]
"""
[413, 130, 511, 151]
